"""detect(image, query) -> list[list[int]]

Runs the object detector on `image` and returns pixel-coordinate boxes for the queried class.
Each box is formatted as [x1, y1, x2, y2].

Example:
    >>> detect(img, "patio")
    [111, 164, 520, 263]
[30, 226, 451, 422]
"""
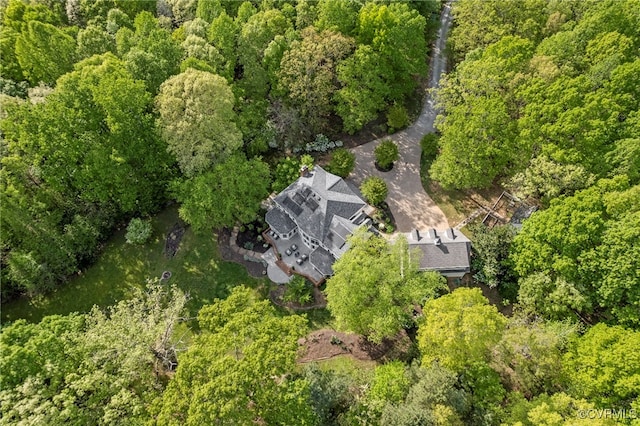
[262, 230, 326, 285]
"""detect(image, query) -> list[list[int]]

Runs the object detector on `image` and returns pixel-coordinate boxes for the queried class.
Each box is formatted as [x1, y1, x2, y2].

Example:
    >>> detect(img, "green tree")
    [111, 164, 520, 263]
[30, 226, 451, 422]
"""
[418, 287, 507, 373]
[368, 361, 411, 412]
[327, 148, 355, 178]
[374, 140, 399, 170]
[116, 11, 183, 94]
[315, 0, 359, 35]
[195, 0, 223, 22]
[206, 12, 238, 80]
[360, 176, 388, 206]
[325, 230, 446, 343]
[303, 364, 355, 425]
[511, 155, 596, 206]
[278, 27, 354, 134]
[237, 8, 292, 98]
[430, 36, 535, 189]
[448, 0, 549, 61]
[15, 20, 76, 85]
[380, 364, 469, 426]
[156, 68, 242, 177]
[511, 177, 640, 325]
[386, 104, 409, 132]
[468, 223, 518, 299]
[356, 3, 427, 101]
[76, 24, 116, 59]
[491, 318, 577, 397]
[1, 53, 172, 294]
[155, 286, 316, 425]
[334, 45, 388, 133]
[0, 284, 187, 425]
[172, 154, 271, 233]
[502, 392, 617, 426]
[564, 323, 640, 408]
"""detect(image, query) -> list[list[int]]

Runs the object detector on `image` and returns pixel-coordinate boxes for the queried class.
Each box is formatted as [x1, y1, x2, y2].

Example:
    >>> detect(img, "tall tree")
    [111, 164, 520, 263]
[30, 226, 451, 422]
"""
[0, 284, 187, 425]
[334, 45, 388, 133]
[15, 20, 76, 85]
[155, 286, 316, 425]
[278, 27, 354, 134]
[418, 287, 507, 373]
[564, 323, 640, 408]
[511, 177, 640, 325]
[430, 36, 535, 189]
[325, 230, 446, 343]
[116, 11, 183, 94]
[172, 154, 271, 233]
[156, 68, 242, 177]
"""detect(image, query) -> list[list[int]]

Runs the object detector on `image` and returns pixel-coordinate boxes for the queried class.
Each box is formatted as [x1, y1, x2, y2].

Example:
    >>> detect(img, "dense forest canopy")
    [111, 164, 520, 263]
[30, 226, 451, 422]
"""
[1, 0, 639, 424]
[0, 0, 439, 298]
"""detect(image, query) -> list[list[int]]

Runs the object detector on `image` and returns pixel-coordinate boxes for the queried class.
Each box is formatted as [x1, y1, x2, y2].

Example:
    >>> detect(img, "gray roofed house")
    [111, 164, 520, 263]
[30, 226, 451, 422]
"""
[265, 166, 374, 284]
[406, 228, 471, 278]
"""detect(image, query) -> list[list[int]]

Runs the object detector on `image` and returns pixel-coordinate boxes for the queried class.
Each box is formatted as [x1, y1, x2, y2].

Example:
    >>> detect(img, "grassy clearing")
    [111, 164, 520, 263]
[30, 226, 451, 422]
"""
[1, 206, 266, 325]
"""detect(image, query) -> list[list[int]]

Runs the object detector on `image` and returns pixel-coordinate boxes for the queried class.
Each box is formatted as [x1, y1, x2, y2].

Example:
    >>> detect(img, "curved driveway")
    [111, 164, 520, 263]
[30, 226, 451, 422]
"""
[349, 3, 453, 232]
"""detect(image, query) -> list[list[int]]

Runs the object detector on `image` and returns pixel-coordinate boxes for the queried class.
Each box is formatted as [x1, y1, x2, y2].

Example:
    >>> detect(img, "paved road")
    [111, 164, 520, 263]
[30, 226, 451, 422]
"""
[349, 3, 453, 232]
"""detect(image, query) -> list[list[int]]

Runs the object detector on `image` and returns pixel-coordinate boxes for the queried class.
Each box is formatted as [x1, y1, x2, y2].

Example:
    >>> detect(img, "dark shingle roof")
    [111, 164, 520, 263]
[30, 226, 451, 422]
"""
[273, 167, 366, 248]
[266, 208, 296, 234]
[309, 247, 335, 276]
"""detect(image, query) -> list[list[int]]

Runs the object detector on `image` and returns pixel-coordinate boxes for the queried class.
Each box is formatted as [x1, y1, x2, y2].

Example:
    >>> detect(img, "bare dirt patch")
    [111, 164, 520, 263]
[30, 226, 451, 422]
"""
[298, 328, 414, 364]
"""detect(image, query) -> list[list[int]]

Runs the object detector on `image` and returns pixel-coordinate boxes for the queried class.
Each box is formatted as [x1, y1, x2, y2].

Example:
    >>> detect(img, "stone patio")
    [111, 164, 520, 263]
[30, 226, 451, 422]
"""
[262, 231, 326, 284]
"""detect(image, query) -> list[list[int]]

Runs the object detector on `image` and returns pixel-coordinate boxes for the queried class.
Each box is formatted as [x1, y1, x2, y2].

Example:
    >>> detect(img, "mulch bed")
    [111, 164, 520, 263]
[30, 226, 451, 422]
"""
[164, 222, 186, 258]
[236, 226, 269, 254]
[374, 161, 394, 172]
[217, 228, 267, 278]
[298, 328, 414, 364]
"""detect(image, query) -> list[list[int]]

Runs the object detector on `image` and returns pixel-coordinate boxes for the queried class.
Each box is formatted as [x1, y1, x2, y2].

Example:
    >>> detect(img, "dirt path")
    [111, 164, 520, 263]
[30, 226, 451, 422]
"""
[349, 3, 453, 232]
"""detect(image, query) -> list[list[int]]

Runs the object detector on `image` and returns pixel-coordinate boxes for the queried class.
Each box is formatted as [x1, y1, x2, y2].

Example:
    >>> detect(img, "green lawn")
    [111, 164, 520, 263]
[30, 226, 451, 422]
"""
[1, 206, 266, 325]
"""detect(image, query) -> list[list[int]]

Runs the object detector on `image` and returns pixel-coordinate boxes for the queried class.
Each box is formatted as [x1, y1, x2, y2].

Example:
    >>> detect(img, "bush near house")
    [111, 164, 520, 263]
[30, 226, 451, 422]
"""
[360, 177, 388, 206]
[328, 148, 356, 178]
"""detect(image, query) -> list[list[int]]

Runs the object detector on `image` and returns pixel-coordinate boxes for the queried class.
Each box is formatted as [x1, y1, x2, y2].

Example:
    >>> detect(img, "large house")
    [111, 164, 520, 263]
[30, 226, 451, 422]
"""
[406, 228, 471, 278]
[264, 166, 374, 284]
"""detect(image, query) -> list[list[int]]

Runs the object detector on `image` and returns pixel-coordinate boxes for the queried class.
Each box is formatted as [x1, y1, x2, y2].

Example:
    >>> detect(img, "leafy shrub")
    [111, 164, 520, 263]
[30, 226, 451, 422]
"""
[327, 148, 356, 178]
[360, 177, 388, 206]
[386, 104, 409, 132]
[300, 134, 344, 153]
[420, 133, 439, 164]
[374, 140, 399, 170]
[243, 241, 254, 250]
[125, 218, 152, 245]
[272, 157, 301, 192]
[272, 155, 315, 193]
[284, 275, 313, 304]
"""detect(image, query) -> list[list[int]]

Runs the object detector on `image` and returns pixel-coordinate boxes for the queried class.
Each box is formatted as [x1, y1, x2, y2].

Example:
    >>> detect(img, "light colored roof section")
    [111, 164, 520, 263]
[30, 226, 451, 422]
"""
[407, 228, 471, 273]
